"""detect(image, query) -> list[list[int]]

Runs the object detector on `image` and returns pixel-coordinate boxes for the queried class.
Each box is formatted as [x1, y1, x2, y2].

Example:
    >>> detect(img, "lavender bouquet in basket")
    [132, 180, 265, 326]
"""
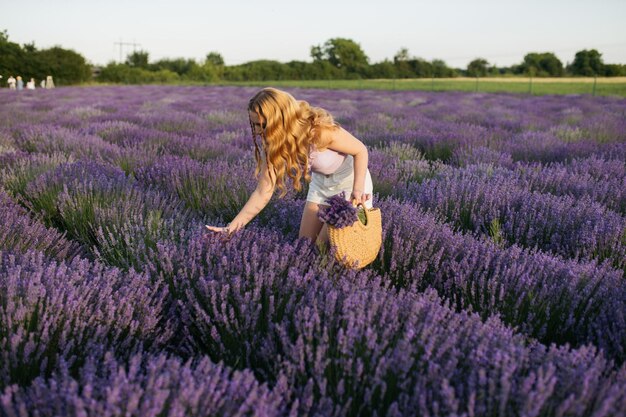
[318, 192, 364, 228]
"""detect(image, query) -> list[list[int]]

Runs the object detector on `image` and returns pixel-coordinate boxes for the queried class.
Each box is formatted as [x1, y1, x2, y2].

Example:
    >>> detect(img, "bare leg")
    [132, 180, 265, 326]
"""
[299, 201, 325, 242]
[316, 223, 329, 247]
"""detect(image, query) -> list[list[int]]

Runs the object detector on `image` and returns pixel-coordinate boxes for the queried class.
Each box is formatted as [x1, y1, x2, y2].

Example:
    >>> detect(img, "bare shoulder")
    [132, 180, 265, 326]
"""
[324, 126, 367, 156]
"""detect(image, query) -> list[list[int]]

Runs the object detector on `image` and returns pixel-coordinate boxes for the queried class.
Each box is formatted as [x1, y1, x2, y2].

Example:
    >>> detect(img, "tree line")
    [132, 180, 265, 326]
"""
[0, 30, 92, 85]
[1, 30, 624, 86]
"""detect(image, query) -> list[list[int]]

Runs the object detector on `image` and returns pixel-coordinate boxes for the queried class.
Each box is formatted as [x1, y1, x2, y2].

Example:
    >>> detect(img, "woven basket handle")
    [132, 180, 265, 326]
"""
[353, 201, 370, 226]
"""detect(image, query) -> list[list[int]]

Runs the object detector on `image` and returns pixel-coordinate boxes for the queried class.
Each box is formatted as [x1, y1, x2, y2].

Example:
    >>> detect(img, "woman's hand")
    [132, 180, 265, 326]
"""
[350, 190, 371, 206]
[205, 221, 244, 235]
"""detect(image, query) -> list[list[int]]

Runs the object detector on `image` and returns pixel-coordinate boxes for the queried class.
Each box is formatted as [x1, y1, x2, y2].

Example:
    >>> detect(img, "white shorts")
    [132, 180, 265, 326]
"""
[306, 155, 374, 209]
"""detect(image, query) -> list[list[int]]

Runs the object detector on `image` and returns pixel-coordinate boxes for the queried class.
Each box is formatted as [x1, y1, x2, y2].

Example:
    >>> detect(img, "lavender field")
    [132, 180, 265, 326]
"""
[1, 85, 625, 416]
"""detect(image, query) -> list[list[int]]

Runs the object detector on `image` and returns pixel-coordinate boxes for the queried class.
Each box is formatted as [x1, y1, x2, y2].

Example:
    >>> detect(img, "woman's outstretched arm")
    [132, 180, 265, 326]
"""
[206, 159, 276, 234]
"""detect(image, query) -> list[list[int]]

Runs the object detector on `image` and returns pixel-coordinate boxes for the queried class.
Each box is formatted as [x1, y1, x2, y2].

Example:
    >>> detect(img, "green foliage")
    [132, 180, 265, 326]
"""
[4, 25, 614, 86]
[394, 48, 410, 63]
[126, 50, 150, 69]
[0, 30, 91, 85]
[518, 52, 564, 77]
[98, 63, 180, 84]
[467, 58, 489, 77]
[311, 38, 369, 75]
[369, 60, 397, 78]
[432, 59, 457, 77]
[569, 49, 604, 76]
[33, 47, 92, 84]
[604, 64, 626, 76]
[226, 60, 289, 81]
[187, 61, 220, 82]
[0, 34, 27, 77]
[206, 52, 224, 66]
[151, 57, 197, 76]
[488, 218, 505, 248]
[357, 207, 367, 224]
[0, 153, 73, 199]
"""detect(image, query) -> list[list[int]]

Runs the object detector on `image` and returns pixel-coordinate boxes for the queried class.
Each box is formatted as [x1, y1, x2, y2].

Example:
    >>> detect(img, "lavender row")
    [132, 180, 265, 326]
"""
[0, 152, 73, 198]
[369, 199, 626, 362]
[152, 228, 626, 416]
[0, 190, 82, 260]
[134, 155, 258, 221]
[8, 122, 245, 179]
[2, 225, 625, 416]
[3, 86, 624, 140]
[4, 87, 625, 166]
[130, 154, 308, 247]
[504, 157, 626, 214]
[451, 151, 626, 213]
[18, 160, 193, 270]
[84, 120, 248, 163]
[368, 145, 449, 197]
[1, 352, 286, 417]
[398, 165, 626, 271]
[0, 250, 172, 390]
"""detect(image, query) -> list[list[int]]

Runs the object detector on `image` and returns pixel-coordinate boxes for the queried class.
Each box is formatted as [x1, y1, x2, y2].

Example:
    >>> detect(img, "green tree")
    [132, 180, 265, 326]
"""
[370, 60, 397, 78]
[1, 29, 91, 85]
[310, 38, 369, 75]
[33, 46, 92, 84]
[604, 64, 625, 77]
[285, 61, 310, 80]
[467, 58, 489, 77]
[432, 59, 455, 77]
[206, 52, 224, 66]
[569, 49, 604, 76]
[0, 30, 26, 76]
[125, 50, 150, 69]
[310, 45, 324, 62]
[186, 58, 224, 82]
[393, 48, 410, 63]
[520, 52, 563, 76]
[406, 58, 433, 77]
[98, 62, 179, 84]
[393, 48, 413, 78]
[151, 57, 197, 76]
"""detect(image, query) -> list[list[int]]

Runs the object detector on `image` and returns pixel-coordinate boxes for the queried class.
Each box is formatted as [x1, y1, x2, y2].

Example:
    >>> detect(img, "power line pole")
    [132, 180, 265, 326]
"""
[114, 39, 141, 63]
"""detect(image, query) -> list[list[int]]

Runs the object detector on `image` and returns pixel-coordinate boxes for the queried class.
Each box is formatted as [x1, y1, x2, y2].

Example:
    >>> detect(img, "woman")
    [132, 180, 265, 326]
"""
[206, 87, 373, 245]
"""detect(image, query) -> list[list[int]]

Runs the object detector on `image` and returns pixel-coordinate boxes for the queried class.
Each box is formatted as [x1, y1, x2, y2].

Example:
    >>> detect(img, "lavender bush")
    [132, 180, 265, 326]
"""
[0, 152, 73, 198]
[12, 124, 122, 163]
[0, 191, 83, 260]
[1, 85, 625, 416]
[135, 155, 256, 220]
[19, 160, 192, 269]
[1, 352, 288, 417]
[148, 228, 626, 416]
[0, 250, 172, 389]
[400, 165, 626, 271]
[373, 199, 626, 362]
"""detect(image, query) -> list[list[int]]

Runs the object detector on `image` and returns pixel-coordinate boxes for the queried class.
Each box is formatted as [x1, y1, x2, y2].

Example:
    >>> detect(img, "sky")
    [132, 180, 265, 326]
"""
[2, 0, 626, 68]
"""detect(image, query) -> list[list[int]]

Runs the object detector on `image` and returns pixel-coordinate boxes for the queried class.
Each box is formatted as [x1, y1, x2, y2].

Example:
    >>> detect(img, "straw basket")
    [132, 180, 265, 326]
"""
[328, 204, 382, 269]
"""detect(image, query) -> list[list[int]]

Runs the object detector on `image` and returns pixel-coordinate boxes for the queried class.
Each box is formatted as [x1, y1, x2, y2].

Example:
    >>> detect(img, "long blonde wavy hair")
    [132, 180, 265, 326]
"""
[248, 87, 340, 197]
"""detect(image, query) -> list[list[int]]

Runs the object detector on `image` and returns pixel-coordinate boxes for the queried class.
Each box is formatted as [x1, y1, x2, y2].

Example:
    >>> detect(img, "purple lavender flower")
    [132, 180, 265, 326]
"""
[1, 352, 288, 417]
[318, 192, 358, 228]
[0, 250, 173, 390]
[2, 84, 626, 416]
